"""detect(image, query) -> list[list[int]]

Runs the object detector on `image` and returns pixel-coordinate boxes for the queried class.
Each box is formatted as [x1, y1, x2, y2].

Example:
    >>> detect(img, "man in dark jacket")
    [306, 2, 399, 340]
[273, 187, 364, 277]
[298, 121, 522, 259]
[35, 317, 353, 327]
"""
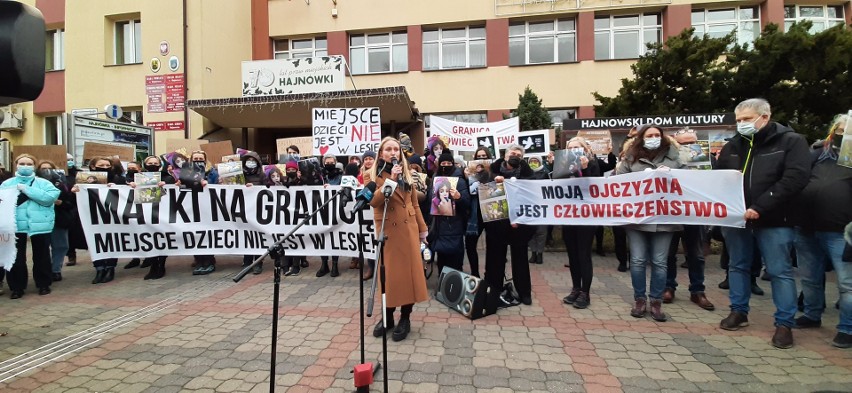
[484, 144, 536, 314]
[715, 98, 811, 349]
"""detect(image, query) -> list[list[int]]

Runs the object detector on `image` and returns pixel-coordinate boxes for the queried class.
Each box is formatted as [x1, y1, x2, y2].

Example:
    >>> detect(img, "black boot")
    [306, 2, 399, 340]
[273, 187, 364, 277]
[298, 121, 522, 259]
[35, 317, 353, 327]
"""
[617, 262, 628, 272]
[92, 269, 106, 284]
[528, 252, 538, 264]
[536, 253, 544, 264]
[123, 258, 141, 269]
[330, 261, 340, 277]
[316, 261, 330, 277]
[140, 258, 153, 268]
[144, 262, 158, 280]
[157, 258, 166, 279]
[102, 267, 115, 283]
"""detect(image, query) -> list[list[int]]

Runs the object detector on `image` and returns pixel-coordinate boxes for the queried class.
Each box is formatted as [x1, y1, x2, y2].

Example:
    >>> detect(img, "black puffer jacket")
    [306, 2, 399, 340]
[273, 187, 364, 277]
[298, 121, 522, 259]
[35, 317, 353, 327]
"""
[426, 167, 470, 255]
[241, 151, 265, 185]
[715, 122, 811, 227]
[792, 146, 852, 232]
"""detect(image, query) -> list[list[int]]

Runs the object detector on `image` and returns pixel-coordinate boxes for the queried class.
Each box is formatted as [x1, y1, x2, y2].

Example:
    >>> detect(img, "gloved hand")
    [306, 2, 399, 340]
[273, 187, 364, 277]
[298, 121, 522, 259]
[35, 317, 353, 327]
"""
[469, 181, 480, 195]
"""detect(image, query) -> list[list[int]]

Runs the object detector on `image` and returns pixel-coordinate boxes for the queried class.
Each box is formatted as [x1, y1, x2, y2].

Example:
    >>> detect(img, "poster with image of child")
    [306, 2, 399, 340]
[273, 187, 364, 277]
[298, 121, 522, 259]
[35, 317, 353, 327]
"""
[76, 171, 107, 185]
[217, 162, 246, 185]
[431, 176, 459, 216]
[478, 181, 509, 222]
[133, 172, 163, 204]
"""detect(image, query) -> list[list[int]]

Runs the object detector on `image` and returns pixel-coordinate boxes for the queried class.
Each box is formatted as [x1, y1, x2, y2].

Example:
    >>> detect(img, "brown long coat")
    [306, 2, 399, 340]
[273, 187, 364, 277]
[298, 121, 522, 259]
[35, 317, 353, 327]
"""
[370, 173, 429, 308]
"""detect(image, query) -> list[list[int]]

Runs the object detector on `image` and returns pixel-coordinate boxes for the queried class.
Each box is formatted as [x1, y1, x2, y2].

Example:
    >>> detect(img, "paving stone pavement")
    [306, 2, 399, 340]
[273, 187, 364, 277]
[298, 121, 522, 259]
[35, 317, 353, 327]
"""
[0, 249, 850, 392]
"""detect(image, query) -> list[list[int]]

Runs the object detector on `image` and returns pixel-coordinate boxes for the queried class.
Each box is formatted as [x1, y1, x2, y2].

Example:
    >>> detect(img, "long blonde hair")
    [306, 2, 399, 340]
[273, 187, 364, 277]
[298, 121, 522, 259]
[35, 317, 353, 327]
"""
[567, 136, 595, 159]
[825, 113, 849, 148]
[368, 137, 414, 185]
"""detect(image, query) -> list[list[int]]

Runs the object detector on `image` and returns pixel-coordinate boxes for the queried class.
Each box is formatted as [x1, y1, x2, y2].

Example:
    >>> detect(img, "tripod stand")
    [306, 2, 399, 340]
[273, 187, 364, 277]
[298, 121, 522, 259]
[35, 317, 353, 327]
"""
[365, 186, 392, 393]
[233, 187, 350, 393]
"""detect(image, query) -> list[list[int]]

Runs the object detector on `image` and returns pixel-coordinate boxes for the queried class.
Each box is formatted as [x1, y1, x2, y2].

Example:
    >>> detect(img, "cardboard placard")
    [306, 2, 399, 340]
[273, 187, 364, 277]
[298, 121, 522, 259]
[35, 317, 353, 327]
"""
[83, 141, 135, 163]
[200, 140, 234, 163]
[166, 139, 207, 155]
[14, 145, 69, 171]
[276, 136, 313, 158]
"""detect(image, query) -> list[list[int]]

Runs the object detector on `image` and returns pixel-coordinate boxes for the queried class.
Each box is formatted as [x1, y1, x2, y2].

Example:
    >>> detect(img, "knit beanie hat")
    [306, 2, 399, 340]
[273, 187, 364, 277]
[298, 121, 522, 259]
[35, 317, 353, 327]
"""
[438, 152, 455, 165]
[362, 150, 376, 160]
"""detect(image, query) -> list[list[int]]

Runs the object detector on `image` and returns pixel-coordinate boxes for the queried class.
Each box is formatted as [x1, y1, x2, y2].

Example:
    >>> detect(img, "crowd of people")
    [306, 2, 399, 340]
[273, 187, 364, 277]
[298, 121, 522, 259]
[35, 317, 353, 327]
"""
[0, 98, 848, 349]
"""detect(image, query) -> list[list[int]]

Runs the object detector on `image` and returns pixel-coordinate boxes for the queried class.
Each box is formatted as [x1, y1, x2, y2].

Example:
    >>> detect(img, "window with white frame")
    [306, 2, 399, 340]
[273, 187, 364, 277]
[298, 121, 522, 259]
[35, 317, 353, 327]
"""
[784, 5, 845, 33]
[114, 19, 141, 65]
[273, 37, 328, 59]
[422, 26, 486, 70]
[45, 29, 64, 71]
[594, 14, 662, 60]
[118, 108, 144, 125]
[509, 19, 577, 65]
[549, 109, 576, 130]
[692, 7, 761, 46]
[44, 116, 62, 145]
[349, 31, 408, 74]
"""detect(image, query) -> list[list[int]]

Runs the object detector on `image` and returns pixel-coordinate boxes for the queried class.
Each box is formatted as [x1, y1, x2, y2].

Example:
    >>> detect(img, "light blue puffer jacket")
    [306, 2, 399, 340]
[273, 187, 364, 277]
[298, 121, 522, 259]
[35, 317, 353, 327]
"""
[0, 175, 60, 235]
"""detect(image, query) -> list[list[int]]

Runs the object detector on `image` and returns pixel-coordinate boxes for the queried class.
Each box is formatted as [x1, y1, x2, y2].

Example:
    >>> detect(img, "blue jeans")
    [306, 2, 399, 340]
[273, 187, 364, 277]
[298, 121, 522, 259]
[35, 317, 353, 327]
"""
[722, 226, 798, 328]
[50, 228, 69, 274]
[795, 229, 852, 334]
[666, 225, 707, 293]
[626, 229, 672, 300]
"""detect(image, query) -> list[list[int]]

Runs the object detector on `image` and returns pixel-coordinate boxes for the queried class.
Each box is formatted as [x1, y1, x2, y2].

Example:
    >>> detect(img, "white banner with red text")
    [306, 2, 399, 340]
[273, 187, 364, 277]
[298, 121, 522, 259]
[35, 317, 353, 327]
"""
[75, 185, 377, 260]
[505, 170, 746, 227]
[428, 116, 519, 152]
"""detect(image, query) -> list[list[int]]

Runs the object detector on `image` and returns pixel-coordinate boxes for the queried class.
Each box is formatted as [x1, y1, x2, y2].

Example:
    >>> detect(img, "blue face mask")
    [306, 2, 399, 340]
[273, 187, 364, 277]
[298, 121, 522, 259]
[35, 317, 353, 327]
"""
[17, 166, 34, 177]
[67, 160, 75, 168]
[644, 137, 662, 150]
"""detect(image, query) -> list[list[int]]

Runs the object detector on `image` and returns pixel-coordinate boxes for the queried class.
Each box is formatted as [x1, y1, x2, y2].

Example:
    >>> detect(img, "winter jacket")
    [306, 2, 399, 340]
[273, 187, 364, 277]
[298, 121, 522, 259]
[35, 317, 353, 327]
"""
[791, 146, 852, 232]
[615, 140, 684, 233]
[0, 175, 60, 235]
[40, 171, 75, 230]
[715, 122, 811, 228]
[426, 167, 470, 255]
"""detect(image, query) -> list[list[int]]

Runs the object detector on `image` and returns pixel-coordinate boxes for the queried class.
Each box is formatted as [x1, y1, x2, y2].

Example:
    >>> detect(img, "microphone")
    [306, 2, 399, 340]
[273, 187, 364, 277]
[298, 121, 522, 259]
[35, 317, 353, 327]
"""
[382, 179, 398, 198]
[392, 157, 407, 190]
[351, 181, 376, 212]
[339, 175, 358, 202]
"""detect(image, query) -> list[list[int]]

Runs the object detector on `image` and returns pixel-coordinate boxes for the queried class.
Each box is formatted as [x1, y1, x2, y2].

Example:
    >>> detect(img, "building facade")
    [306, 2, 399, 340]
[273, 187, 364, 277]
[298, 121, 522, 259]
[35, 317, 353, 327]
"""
[2, 0, 850, 156]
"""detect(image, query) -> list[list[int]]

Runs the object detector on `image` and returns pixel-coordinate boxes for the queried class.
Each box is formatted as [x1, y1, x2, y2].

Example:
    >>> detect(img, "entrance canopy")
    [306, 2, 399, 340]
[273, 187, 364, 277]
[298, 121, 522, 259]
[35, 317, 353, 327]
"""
[187, 86, 418, 129]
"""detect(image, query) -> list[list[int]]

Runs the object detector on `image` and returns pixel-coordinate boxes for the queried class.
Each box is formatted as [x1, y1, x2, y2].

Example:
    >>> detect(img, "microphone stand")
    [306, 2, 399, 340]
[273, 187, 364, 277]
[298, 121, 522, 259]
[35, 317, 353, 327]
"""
[367, 186, 392, 393]
[354, 202, 382, 388]
[233, 187, 349, 393]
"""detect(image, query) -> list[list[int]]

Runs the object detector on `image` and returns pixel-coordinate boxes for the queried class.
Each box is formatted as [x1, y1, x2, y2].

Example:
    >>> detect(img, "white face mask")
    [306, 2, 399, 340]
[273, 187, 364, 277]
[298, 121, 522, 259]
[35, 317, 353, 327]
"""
[737, 118, 760, 137]
[644, 137, 662, 150]
[245, 160, 258, 169]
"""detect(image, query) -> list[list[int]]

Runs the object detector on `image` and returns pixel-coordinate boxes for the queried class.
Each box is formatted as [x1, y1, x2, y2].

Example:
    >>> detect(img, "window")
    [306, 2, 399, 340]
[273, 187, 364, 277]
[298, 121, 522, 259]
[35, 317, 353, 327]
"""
[509, 19, 576, 65]
[118, 109, 144, 125]
[273, 37, 328, 59]
[594, 13, 662, 60]
[422, 26, 486, 70]
[692, 7, 760, 46]
[549, 109, 576, 130]
[784, 5, 845, 33]
[349, 32, 408, 74]
[44, 116, 62, 145]
[115, 19, 141, 65]
[45, 29, 64, 71]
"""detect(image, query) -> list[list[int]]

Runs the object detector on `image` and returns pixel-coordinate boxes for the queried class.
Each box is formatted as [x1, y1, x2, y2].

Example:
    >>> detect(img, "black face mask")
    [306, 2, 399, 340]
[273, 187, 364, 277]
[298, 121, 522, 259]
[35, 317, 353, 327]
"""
[832, 136, 843, 149]
[286, 172, 297, 179]
[192, 162, 206, 173]
[126, 169, 139, 177]
[93, 167, 111, 172]
[324, 164, 337, 173]
[438, 165, 454, 176]
[507, 157, 521, 168]
[144, 164, 160, 172]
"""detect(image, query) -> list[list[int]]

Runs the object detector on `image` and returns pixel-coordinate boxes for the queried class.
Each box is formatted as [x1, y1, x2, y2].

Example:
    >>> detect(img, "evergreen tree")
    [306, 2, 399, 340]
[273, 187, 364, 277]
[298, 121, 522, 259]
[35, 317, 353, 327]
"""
[515, 86, 553, 131]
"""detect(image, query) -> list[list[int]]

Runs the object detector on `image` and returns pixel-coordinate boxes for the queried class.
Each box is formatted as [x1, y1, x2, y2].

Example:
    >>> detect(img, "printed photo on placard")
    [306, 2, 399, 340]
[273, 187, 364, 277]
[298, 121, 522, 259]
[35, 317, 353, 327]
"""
[517, 130, 549, 155]
[299, 157, 324, 185]
[76, 171, 108, 185]
[684, 141, 711, 169]
[839, 110, 852, 168]
[217, 162, 246, 185]
[478, 180, 505, 200]
[465, 159, 492, 184]
[431, 176, 459, 216]
[476, 135, 497, 158]
[133, 172, 163, 204]
[708, 131, 731, 157]
[478, 181, 509, 222]
[551, 149, 584, 179]
[222, 154, 240, 163]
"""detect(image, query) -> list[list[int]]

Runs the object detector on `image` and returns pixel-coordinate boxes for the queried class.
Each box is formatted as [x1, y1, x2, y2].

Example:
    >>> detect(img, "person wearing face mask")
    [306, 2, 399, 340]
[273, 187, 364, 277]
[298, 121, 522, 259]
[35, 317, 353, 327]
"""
[175, 151, 220, 275]
[235, 151, 267, 274]
[525, 155, 551, 266]
[1, 154, 60, 299]
[70, 157, 127, 284]
[789, 113, 852, 349]
[425, 136, 449, 177]
[36, 160, 74, 283]
[463, 147, 492, 278]
[483, 144, 536, 312]
[315, 153, 343, 277]
[64, 153, 86, 267]
[126, 156, 174, 280]
[714, 98, 811, 349]
[616, 124, 685, 322]
[554, 138, 602, 310]
[425, 152, 470, 274]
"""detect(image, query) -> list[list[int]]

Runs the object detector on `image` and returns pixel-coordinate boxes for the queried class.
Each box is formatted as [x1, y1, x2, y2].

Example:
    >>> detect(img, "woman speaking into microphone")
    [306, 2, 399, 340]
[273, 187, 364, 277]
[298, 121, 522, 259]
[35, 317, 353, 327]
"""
[368, 136, 429, 342]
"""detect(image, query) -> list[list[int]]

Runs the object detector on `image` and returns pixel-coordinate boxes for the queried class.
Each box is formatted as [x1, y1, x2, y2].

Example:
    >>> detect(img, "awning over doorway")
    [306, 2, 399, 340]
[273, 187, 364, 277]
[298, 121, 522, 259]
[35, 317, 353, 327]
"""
[186, 86, 418, 129]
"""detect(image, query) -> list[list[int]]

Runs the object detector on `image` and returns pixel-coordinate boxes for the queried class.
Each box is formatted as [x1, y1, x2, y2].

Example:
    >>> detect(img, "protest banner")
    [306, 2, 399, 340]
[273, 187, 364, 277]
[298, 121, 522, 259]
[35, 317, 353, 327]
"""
[13, 145, 69, 172]
[517, 130, 550, 155]
[505, 169, 746, 227]
[83, 141, 135, 162]
[75, 185, 377, 260]
[0, 188, 18, 271]
[429, 116, 519, 152]
[276, 137, 313, 159]
[200, 140, 234, 164]
[312, 108, 381, 156]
